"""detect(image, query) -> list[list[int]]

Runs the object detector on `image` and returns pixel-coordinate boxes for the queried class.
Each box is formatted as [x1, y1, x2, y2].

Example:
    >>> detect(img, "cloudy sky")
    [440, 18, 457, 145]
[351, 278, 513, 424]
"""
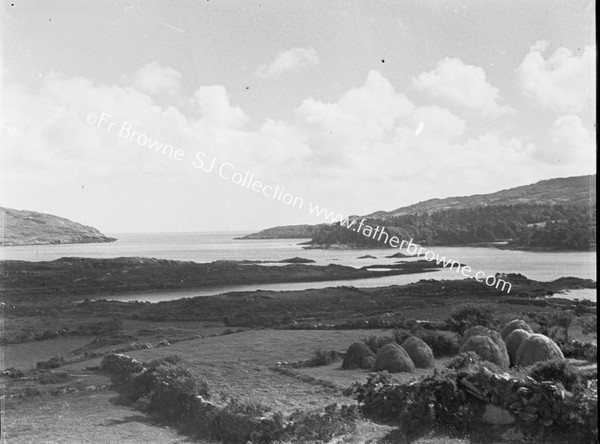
[1, 0, 596, 233]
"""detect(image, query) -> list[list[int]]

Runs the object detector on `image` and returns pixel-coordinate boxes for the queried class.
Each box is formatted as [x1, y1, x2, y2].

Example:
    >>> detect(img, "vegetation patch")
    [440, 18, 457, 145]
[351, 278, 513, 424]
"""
[99, 353, 359, 443]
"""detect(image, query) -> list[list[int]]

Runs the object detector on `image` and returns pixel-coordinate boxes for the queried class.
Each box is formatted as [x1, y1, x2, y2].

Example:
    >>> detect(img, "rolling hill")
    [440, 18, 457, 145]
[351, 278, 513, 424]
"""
[0, 207, 116, 246]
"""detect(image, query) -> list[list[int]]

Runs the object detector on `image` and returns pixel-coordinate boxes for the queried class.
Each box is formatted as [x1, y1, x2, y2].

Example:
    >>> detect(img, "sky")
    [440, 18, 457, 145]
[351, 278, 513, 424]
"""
[0, 0, 596, 233]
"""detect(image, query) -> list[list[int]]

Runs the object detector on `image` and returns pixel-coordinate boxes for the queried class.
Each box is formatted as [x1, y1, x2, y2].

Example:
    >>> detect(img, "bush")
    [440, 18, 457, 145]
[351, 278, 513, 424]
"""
[132, 359, 210, 421]
[528, 310, 574, 342]
[354, 369, 479, 436]
[100, 354, 358, 443]
[2, 367, 25, 378]
[401, 337, 435, 368]
[36, 355, 66, 370]
[581, 315, 597, 335]
[286, 404, 360, 442]
[446, 352, 507, 374]
[500, 319, 533, 340]
[515, 333, 565, 367]
[374, 343, 415, 373]
[458, 336, 509, 368]
[342, 342, 375, 370]
[36, 371, 70, 385]
[446, 304, 496, 335]
[527, 359, 582, 392]
[305, 348, 340, 367]
[77, 318, 124, 336]
[360, 334, 395, 353]
[393, 328, 460, 357]
[99, 354, 145, 382]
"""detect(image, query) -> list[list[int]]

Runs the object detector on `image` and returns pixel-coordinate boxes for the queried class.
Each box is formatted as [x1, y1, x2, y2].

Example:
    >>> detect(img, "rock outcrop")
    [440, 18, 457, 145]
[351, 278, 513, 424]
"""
[1, 207, 116, 246]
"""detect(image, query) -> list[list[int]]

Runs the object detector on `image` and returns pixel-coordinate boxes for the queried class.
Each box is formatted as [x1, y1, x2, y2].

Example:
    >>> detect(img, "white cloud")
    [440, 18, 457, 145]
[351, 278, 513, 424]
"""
[413, 57, 513, 116]
[133, 62, 182, 95]
[256, 47, 319, 78]
[193, 85, 247, 129]
[544, 115, 595, 167]
[2, 67, 592, 231]
[516, 41, 595, 113]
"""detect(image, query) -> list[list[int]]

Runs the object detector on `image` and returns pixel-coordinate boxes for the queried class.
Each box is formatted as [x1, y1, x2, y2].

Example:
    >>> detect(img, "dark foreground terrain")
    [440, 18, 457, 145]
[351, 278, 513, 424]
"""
[0, 256, 442, 302]
[1, 257, 596, 444]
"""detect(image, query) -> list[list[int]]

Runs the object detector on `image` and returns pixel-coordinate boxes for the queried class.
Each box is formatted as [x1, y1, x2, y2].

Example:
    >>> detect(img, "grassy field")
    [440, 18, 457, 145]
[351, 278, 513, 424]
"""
[1, 267, 596, 443]
[3, 321, 597, 443]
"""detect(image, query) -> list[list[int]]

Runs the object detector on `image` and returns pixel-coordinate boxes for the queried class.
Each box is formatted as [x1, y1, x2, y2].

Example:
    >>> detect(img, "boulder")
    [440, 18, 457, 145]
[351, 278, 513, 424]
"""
[342, 342, 375, 370]
[462, 326, 509, 365]
[459, 335, 509, 368]
[501, 319, 534, 340]
[401, 336, 435, 368]
[505, 329, 531, 366]
[374, 343, 416, 373]
[515, 334, 565, 367]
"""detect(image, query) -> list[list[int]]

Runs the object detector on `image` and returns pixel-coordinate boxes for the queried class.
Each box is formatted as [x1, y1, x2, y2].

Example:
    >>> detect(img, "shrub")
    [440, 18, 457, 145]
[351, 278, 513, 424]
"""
[515, 333, 565, 367]
[306, 348, 340, 367]
[458, 335, 509, 368]
[581, 315, 597, 335]
[133, 359, 210, 421]
[36, 355, 66, 370]
[528, 310, 574, 341]
[445, 352, 506, 374]
[77, 318, 124, 336]
[374, 343, 415, 373]
[2, 367, 25, 378]
[286, 403, 360, 442]
[401, 337, 435, 368]
[354, 369, 479, 436]
[560, 340, 598, 361]
[392, 328, 412, 344]
[446, 304, 496, 335]
[394, 328, 460, 357]
[360, 334, 395, 353]
[527, 359, 582, 392]
[400, 369, 479, 435]
[504, 328, 531, 366]
[36, 371, 70, 385]
[100, 354, 357, 443]
[99, 354, 145, 382]
[342, 342, 375, 370]
[500, 319, 533, 340]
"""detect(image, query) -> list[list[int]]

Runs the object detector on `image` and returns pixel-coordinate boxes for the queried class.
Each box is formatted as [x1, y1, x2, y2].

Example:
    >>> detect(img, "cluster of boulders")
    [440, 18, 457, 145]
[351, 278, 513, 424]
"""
[460, 366, 594, 426]
[342, 318, 574, 374]
[458, 319, 564, 368]
[342, 337, 434, 373]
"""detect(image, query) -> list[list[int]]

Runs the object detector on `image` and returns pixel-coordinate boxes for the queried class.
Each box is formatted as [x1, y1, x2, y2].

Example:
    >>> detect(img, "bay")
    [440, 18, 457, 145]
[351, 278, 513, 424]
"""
[1, 231, 595, 302]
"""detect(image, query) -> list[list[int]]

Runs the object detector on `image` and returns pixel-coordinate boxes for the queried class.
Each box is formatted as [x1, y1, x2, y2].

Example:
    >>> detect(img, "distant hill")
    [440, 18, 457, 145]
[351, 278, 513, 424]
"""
[366, 175, 595, 219]
[243, 175, 596, 251]
[237, 224, 326, 239]
[0, 207, 116, 246]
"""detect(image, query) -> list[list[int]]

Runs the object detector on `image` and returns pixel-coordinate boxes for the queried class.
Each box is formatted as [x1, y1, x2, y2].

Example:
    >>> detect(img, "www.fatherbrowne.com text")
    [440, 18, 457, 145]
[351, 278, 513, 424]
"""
[332, 217, 512, 294]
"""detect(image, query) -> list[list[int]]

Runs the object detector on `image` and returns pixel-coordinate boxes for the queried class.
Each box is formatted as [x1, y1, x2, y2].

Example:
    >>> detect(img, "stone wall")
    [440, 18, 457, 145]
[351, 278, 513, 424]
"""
[459, 366, 597, 427]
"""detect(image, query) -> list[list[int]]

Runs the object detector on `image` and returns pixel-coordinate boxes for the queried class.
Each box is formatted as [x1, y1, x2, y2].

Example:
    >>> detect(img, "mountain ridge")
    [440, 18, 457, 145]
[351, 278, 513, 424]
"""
[242, 174, 596, 249]
[366, 175, 595, 219]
